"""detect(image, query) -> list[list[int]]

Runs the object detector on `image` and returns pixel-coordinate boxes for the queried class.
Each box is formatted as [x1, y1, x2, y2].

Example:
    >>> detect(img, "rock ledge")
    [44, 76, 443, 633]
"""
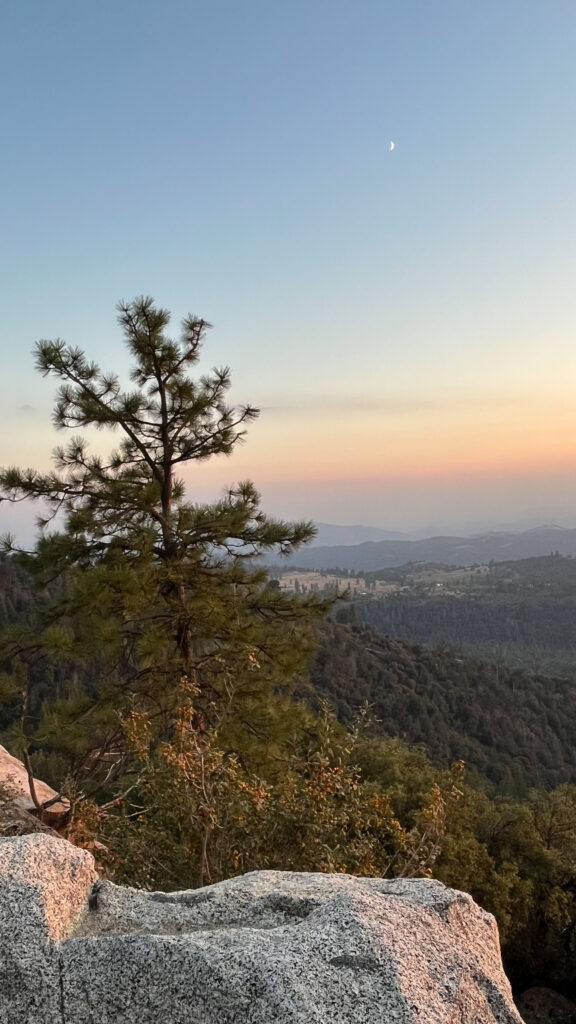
[0, 834, 524, 1023]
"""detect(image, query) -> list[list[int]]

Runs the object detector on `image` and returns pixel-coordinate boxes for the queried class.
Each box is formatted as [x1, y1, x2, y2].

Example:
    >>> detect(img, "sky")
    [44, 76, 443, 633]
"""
[1, 0, 576, 540]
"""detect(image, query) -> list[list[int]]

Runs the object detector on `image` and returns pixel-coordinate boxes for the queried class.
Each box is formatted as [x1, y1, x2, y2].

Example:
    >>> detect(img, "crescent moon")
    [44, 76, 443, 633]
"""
[390, 141, 395, 151]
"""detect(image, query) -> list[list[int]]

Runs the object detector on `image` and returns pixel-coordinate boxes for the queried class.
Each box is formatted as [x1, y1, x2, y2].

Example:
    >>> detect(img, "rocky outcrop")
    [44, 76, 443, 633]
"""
[0, 833, 525, 1024]
[516, 988, 576, 1024]
[0, 744, 70, 830]
[0, 833, 97, 1023]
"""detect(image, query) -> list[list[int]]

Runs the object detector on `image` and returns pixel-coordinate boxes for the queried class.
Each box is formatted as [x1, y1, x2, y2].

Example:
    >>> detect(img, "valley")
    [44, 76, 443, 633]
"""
[276, 554, 576, 678]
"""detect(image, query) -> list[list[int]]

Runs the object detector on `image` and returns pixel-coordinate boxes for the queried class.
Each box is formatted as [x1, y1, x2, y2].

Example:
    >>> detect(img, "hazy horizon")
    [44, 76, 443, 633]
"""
[3, 486, 576, 551]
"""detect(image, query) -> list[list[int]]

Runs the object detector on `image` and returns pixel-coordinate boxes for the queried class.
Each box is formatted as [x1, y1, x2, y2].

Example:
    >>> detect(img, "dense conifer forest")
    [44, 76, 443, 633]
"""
[352, 554, 576, 677]
[306, 621, 576, 790]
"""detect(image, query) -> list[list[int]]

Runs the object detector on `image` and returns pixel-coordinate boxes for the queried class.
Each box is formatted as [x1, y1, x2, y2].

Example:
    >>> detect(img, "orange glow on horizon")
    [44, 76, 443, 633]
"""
[11, 392, 576, 497]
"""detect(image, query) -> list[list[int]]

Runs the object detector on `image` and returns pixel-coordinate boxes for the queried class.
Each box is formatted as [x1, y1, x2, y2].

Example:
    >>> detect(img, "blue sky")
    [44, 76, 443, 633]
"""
[1, 0, 576, 539]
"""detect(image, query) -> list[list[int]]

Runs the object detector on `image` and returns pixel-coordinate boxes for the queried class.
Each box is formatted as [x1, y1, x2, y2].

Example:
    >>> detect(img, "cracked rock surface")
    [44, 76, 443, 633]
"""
[0, 834, 525, 1023]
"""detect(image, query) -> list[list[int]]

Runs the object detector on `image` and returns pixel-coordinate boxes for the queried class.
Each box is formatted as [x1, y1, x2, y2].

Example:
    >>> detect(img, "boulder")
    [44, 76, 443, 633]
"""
[0, 798, 64, 838]
[0, 833, 97, 1023]
[0, 833, 525, 1024]
[516, 987, 576, 1024]
[0, 744, 70, 828]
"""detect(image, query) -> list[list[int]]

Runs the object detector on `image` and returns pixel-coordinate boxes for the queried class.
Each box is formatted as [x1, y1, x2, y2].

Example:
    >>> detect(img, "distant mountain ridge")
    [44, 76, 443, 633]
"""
[284, 526, 576, 571]
[311, 523, 411, 546]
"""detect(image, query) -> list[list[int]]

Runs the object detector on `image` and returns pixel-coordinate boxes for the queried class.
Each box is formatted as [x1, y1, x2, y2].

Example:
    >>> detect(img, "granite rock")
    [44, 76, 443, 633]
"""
[0, 744, 70, 828]
[0, 833, 96, 1024]
[0, 833, 525, 1024]
[516, 987, 576, 1024]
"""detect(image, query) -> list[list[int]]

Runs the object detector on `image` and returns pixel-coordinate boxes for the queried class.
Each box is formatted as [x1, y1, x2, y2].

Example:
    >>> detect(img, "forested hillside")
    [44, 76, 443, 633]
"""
[2, 554, 576, 791]
[305, 621, 576, 790]
[5, 553, 576, 994]
[0, 556, 36, 625]
[352, 554, 576, 677]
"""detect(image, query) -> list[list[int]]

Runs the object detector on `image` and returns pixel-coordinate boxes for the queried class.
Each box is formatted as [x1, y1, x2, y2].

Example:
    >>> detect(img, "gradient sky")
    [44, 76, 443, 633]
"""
[1, 0, 576, 540]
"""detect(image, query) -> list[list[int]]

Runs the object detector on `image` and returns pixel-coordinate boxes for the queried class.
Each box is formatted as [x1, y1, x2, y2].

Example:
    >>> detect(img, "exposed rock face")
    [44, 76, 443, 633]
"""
[0, 744, 70, 829]
[0, 833, 97, 1023]
[0, 833, 525, 1024]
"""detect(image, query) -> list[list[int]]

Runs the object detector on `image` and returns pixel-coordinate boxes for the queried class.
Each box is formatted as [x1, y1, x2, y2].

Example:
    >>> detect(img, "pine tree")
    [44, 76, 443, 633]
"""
[0, 297, 326, 789]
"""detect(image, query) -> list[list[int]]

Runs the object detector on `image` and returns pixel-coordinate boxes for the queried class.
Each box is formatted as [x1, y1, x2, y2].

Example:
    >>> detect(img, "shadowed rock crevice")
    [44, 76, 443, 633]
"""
[74, 881, 324, 938]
